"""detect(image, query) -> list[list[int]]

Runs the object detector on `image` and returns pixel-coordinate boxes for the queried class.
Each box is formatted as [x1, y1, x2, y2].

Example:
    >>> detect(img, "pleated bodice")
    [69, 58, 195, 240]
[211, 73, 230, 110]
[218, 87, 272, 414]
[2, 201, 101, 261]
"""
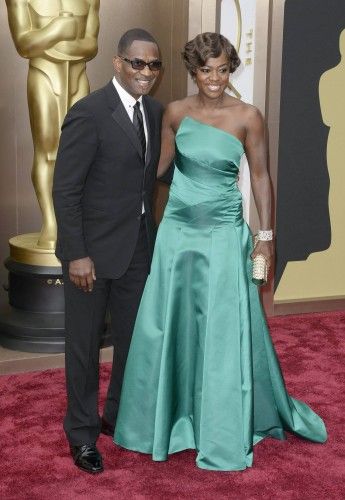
[164, 116, 244, 226]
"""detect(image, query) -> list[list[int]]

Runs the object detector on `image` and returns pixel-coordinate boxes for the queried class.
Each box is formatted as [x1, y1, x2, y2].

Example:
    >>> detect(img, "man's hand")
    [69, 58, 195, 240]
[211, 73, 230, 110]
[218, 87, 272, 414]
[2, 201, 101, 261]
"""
[69, 257, 96, 292]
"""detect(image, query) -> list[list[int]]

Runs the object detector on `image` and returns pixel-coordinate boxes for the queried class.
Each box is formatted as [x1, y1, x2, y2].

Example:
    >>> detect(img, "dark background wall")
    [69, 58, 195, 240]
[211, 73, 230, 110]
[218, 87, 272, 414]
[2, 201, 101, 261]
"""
[275, 0, 345, 287]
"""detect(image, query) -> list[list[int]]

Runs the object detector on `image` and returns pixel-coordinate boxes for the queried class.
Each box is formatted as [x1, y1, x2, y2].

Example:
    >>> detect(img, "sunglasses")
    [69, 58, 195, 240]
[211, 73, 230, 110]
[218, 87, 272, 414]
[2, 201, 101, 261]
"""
[119, 56, 162, 71]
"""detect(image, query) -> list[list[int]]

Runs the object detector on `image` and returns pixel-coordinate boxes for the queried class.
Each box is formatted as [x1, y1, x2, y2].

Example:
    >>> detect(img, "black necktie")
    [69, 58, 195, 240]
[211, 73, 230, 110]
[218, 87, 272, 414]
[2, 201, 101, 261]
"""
[133, 101, 146, 160]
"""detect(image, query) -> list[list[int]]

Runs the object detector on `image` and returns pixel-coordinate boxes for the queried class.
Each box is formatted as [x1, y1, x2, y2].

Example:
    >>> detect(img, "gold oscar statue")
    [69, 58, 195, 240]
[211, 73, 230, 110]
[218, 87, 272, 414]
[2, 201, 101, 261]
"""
[275, 29, 345, 303]
[6, 0, 100, 265]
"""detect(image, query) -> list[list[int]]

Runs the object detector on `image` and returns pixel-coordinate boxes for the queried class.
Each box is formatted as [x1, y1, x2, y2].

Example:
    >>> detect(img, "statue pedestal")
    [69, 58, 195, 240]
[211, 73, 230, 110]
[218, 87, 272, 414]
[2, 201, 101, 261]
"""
[0, 234, 110, 353]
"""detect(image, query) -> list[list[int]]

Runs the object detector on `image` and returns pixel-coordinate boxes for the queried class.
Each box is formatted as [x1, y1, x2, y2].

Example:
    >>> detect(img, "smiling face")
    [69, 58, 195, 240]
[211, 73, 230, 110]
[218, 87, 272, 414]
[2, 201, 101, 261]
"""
[113, 40, 161, 99]
[195, 51, 230, 99]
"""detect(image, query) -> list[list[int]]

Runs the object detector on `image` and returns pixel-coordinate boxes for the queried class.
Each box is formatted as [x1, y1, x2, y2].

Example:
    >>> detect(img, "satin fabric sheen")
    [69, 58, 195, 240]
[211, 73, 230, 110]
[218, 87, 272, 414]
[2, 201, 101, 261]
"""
[114, 117, 327, 471]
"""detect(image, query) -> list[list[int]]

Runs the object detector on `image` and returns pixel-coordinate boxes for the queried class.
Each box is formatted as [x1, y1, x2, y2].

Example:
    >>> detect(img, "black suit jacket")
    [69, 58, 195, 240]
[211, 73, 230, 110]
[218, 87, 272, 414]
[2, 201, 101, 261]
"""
[53, 81, 163, 278]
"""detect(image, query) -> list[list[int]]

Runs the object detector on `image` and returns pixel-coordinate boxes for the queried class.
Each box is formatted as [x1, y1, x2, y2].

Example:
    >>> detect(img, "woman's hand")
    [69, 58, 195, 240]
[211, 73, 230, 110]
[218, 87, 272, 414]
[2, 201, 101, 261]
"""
[251, 240, 274, 270]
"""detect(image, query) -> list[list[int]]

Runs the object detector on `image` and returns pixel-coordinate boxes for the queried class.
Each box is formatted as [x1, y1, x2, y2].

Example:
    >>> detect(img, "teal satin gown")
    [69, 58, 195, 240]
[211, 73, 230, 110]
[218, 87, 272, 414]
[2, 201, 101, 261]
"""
[114, 116, 327, 471]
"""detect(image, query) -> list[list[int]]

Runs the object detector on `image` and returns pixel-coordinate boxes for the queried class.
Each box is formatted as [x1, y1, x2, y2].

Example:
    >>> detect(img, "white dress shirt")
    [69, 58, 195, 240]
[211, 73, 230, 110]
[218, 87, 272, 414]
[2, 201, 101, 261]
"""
[112, 76, 148, 149]
[112, 76, 147, 214]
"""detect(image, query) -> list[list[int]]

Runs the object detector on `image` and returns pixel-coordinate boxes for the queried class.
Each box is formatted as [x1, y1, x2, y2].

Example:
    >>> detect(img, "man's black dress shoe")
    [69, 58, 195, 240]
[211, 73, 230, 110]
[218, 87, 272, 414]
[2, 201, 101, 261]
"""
[101, 417, 115, 437]
[70, 444, 103, 474]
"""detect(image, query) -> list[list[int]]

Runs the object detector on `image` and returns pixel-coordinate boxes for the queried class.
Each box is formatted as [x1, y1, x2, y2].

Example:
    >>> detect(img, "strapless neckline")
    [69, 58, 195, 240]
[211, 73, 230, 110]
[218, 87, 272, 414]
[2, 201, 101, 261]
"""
[178, 116, 244, 151]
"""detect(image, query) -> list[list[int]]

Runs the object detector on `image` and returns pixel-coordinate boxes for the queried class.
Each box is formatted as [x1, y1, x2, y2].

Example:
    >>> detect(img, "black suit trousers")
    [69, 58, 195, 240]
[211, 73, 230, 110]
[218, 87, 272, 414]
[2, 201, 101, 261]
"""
[63, 218, 149, 445]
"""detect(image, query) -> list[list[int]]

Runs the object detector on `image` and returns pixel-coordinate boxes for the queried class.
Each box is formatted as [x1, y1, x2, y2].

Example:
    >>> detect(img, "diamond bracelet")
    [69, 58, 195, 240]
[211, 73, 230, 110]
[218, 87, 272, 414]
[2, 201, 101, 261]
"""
[257, 229, 273, 241]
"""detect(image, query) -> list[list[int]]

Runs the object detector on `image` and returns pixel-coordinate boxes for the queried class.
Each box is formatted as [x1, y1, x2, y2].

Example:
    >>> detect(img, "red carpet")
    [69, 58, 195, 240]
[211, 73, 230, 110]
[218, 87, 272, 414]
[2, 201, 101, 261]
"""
[1, 310, 344, 499]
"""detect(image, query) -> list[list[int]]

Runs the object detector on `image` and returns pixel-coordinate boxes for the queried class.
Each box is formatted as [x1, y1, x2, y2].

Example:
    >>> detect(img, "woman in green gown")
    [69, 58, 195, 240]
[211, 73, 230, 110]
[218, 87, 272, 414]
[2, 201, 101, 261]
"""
[114, 33, 327, 471]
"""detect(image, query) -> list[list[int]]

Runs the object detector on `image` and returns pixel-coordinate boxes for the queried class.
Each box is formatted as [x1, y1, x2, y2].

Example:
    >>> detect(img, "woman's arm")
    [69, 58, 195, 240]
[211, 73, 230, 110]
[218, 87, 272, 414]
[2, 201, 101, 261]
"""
[157, 104, 176, 179]
[244, 106, 274, 266]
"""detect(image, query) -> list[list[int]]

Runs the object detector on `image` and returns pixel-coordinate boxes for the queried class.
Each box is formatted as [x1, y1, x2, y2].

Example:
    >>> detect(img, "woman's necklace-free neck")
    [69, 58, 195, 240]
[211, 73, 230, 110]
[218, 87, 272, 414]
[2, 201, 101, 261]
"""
[195, 91, 226, 112]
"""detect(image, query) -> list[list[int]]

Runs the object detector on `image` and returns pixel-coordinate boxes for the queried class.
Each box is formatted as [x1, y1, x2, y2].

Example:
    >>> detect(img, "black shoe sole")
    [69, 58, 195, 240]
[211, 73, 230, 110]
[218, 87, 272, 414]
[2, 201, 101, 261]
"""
[74, 462, 104, 474]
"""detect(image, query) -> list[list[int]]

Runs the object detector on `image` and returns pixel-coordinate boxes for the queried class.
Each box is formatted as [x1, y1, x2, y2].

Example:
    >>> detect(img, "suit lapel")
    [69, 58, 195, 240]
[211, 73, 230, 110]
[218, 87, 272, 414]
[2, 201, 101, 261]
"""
[104, 81, 143, 159]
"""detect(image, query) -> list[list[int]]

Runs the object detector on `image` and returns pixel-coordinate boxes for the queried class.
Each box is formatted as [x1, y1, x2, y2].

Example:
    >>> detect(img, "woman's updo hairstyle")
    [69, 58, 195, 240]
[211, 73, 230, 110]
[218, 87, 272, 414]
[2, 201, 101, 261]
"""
[182, 32, 240, 76]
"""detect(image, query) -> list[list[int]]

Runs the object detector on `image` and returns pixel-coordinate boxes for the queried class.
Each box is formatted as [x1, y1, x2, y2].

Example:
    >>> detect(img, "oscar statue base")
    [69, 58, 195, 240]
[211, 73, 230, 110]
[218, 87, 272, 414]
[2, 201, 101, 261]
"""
[0, 304, 65, 353]
[0, 234, 111, 353]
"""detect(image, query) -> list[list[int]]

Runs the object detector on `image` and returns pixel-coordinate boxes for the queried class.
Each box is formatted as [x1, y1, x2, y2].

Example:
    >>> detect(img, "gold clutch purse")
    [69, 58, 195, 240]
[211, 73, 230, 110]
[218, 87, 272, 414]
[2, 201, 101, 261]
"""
[252, 236, 269, 286]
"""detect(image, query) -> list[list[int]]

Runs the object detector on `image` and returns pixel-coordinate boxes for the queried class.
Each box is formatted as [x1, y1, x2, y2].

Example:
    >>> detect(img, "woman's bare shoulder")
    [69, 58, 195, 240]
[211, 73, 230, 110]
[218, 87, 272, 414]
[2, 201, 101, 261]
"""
[225, 98, 264, 126]
[238, 101, 263, 121]
[225, 96, 258, 113]
[165, 96, 195, 115]
[164, 96, 195, 128]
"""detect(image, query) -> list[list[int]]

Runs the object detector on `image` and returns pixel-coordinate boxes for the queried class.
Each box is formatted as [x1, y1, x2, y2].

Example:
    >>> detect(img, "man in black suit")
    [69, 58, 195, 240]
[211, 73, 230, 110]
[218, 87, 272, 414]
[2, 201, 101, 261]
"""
[53, 29, 163, 474]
